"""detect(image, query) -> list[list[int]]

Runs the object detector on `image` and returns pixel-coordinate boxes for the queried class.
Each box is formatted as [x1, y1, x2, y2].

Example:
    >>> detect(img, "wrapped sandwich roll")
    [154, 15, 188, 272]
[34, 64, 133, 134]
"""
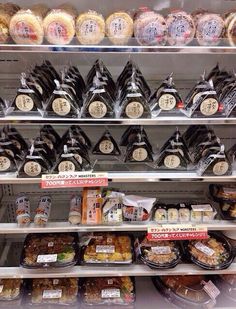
[225, 12, 236, 46]
[0, 2, 20, 43]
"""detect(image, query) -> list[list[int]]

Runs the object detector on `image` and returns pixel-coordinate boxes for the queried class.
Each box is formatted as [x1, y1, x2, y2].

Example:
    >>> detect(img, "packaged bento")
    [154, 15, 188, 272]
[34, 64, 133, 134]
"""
[82, 277, 135, 305]
[186, 233, 234, 270]
[152, 275, 216, 308]
[27, 278, 78, 305]
[122, 195, 156, 223]
[81, 233, 133, 264]
[214, 274, 236, 302]
[0, 279, 23, 301]
[21, 233, 79, 268]
[138, 236, 181, 269]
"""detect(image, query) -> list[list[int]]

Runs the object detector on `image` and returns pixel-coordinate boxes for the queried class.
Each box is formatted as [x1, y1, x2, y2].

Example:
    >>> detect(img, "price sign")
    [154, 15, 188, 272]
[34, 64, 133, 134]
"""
[41, 172, 108, 189]
[147, 224, 208, 241]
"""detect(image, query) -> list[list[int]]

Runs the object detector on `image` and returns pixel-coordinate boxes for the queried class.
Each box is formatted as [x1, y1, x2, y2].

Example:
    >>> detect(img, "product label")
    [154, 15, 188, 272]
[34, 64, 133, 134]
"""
[169, 17, 191, 39]
[110, 17, 127, 36]
[213, 161, 229, 176]
[200, 98, 219, 116]
[101, 288, 121, 299]
[164, 154, 181, 169]
[53, 279, 59, 285]
[47, 22, 68, 43]
[125, 101, 144, 118]
[88, 101, 107, 118]
[15, 94, 34, 112]
[201, 20, 222, 41]
[0, 285, 3, 293]
[14, 21, 38, 41]
[80, 19, 98, 36]
[151, 246, 171, 254]
[43, 289, 62, 299]
[24, 161, 42, 177]
[132, 147, 148, 162]
[96, 245, 115, 253]
[99, 140, 114, 154]
[191, 204, 213, 212]
[52, 98, 71, 116]
[159, 94, 176, 110]
[194, 242, 215, 256]
[48, 242, 54, 247]
[108, 279, 113, 285]
[142, 21, 165, 44]
[0, 156, 11, 171]
[58, 161, 76, 173]
[202, 280, 221, 300]
[37, 254, 57, 263]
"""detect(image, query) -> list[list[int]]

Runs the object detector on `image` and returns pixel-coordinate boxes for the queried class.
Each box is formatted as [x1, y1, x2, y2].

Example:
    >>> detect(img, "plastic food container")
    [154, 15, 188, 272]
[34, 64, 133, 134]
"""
[152, 275, 215, 309]
[137, 236, 182, 269]
[0, 279, 23, 301]
[25, 278, 78, 305]
[80, 234, 133, 265]
[213, 274, 236, 302]
[185, 232, 234, 270]
[20, 233, 79, 269]
[81, 277, 135, 305]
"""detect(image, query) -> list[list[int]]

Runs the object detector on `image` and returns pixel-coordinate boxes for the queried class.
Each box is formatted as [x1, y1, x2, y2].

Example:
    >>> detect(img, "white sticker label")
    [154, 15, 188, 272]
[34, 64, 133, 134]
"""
[213, 161, 229, 176]
[110, 17, 127, 36]
[52, 98, 71, 116]
[191, 204, 213, 212]
[132, 147, 148, 162]
[143, 21, 165, 44]
[201, 20, 222, 41]
[164, 155, 181, 169]
[101, 288, 121, 299]
[200, 98, 219, 116]
[202, 280, 221, 300]
[0, 156, 11, 171]
[58, 161, 76, 173]
[151, 246, 171, 254]
[0, 285, 3, 293]
[24, 161, 42, 177]
[169, 18, 192, 40]
[80, 19, 98, 35]
[15, 94, 34, 112]
[99, 140, 114, 154]
[88, 101, 107, 118]
[37, 254, 57, 263]
[125, 101, 144, 119]
[43, 290, 62, 299]
[194, 242, 215, 256]
[159, 94, 176, 110]
[53, 279, 59, 285]
[96, 245, 115, 253]
[48, 242, 54, 247]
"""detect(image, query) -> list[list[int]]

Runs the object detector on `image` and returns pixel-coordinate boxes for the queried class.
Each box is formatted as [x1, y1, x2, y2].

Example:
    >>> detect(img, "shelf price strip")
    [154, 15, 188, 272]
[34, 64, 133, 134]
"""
[41, 172, 108, 189]
[147, 224, 208, 241]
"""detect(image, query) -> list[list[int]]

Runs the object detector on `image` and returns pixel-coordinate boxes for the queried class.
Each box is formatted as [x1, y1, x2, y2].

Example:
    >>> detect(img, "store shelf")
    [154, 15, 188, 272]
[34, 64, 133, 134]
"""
[1, 115, 236, 126]
[1, 171, 236, 184]
[0, 263, 235, 279]
[1, 44, 236, 54]
[0, 221, 234, 234]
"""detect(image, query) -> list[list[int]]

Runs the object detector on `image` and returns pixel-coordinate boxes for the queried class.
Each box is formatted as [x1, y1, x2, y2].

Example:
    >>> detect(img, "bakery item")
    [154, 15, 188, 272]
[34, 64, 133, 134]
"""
[225, 12, 236, 46]
[134, 9, 167, 46]
[0, 2, 20, 43]
[166, 11, 195, 45]
[43, 4, 77, 45]
[76, 10, 105, 45]
[105, 11, 133, 45]
[9, 4, 48, 45]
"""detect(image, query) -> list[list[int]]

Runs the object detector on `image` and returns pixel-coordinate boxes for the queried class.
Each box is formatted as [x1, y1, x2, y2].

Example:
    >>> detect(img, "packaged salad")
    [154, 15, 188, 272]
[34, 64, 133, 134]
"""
[186, 232, 234, 270]
[21, 233, 79, 269]
[81, 277, 135, 305]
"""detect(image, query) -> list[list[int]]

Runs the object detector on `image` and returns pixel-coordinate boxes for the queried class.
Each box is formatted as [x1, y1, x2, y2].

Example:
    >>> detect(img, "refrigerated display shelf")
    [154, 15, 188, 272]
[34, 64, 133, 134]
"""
[0, 221, 234, 234]
[1, 172, 236, 184]
[1, 44, 236, 54]
[1, 116, 236, 125]
[0, 263, 235, 279]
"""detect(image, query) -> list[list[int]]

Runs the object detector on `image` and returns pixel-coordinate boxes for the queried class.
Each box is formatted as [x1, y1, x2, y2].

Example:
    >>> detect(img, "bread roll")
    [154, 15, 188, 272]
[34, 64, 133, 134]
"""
[105, 11, 133, 45]
[9, 4, 48, 45]
[0, 2, 20, 43]
[43, 4, 77, 45]
[76, 10, 105, 45]
[225, 12, 236, 46]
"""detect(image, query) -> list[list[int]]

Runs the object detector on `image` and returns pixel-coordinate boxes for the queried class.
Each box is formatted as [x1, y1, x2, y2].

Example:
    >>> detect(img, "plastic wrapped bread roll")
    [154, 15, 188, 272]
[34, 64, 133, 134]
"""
[43, 4, 77, 45]
[0, 2, 20, 43]
[105, 11, 133, 45]
[9, 4, 48, 45]
[134, 9, 167, 46]
[225, 12, 236, 46]
[195, 12, 225, 46]
[166, 11, 195, 46]
[76, 10, 105, 45]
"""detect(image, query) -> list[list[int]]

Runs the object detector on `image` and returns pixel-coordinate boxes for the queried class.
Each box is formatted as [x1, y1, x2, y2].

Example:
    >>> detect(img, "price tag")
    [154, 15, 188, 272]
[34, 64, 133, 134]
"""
[96, 245, 115, 253]
[0, 285, 3, 293]
[191, 204, 213, 212]
[147, 224, 208, 241]
[101, 289, 121, 299]
[194, 242, 215, 256]
[37, 254, 57, 263]
[202, 280, 220, 300]
[151, 246, 171, 254]
[41, 172, 108, 189]
[43, 290, 62, 299]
